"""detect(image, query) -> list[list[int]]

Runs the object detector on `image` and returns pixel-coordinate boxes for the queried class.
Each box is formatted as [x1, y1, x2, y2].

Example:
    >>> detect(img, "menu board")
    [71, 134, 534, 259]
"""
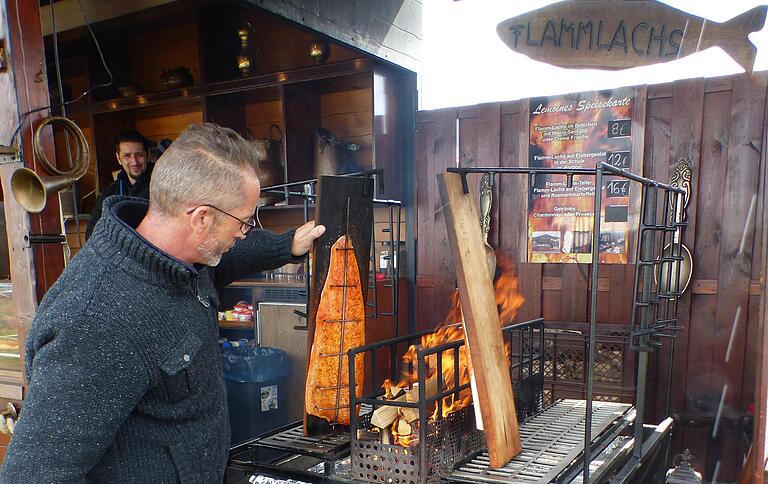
[527, 86, 644, 264]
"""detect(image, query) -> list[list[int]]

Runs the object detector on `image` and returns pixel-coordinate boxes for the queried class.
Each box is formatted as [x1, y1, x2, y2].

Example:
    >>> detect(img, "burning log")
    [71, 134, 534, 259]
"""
[408, 377, 438, 402]
[366, 382, 439, 447]
[356, 428, 380, 440]
[370, 392, 406, 428]
[396, 418, 412, 436]
[400, 404, 419, 423]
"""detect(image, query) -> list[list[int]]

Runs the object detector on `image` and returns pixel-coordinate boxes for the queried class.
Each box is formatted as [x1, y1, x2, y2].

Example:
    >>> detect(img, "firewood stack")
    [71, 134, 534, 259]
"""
[361, 378, 438, 447]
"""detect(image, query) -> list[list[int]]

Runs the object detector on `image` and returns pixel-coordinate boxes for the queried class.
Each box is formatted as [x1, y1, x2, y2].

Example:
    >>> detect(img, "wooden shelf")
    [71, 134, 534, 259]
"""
[257, 204, 315, 211]
[75, 59, 374, 116]
[227, 277, 305, 288]
[218, 319, 254, 329]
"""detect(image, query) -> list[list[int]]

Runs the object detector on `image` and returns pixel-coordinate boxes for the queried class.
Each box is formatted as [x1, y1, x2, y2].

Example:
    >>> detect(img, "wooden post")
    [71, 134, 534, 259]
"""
[0, 2, 38, 383]
[6, 0, 65, 300]
[437, 171, 521, 468]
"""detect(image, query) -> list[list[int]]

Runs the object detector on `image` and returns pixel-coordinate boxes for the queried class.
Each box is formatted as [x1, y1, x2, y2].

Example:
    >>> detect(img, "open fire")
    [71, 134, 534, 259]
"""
[368, 256, 525, 447]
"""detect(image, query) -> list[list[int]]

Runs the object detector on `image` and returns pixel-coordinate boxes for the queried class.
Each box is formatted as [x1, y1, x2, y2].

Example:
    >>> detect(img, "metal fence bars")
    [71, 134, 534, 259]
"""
[540, 325, 640, 405]
[348, 318, 545, 484]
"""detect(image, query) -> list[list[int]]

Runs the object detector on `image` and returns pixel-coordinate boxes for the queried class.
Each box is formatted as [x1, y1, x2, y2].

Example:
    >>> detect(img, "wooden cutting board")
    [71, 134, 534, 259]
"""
[437, 172, 522, 467]
[304, 175, 374, 436]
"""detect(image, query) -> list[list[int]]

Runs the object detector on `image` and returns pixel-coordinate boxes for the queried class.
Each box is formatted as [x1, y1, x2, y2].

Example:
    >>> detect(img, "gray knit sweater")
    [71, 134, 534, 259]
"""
[1, 196, 299, 483]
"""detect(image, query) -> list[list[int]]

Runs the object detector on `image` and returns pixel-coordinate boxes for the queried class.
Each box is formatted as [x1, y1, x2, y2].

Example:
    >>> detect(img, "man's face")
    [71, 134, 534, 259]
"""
[197, 175, 261, 266]
[116, 141, 148, 183]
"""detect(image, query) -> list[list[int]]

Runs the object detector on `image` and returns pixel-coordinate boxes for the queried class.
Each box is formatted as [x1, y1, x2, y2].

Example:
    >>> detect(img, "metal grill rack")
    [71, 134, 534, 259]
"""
[448, 162, 686, 482]
[349, 318, 546, 484]
[445, 399, 632, 484]
[228, 404, 374, 481]
[254, 422, 353, 461]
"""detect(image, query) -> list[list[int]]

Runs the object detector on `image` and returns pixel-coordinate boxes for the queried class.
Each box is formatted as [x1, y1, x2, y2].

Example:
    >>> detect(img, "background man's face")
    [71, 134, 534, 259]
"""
[116, 141, 148, 182]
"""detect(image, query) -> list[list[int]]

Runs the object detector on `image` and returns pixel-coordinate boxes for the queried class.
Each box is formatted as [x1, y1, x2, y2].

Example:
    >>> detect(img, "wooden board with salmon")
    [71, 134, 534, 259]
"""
[304, 235, 365, 425]
[304, 175, 374, 435]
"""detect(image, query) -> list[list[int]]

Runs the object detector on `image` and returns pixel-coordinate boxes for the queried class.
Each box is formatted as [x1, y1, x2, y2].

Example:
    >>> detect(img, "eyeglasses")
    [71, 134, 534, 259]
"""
[186, 204, 257, 235]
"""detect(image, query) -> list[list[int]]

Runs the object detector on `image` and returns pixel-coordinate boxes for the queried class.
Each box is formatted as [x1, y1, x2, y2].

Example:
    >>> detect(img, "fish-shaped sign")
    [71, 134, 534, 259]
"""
[497, 1, 767, 72]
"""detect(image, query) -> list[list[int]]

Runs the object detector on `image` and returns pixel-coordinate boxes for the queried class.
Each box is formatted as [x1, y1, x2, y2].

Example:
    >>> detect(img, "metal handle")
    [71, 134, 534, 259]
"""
[479, 172, 493, 243]
[669, 159, 692, 243]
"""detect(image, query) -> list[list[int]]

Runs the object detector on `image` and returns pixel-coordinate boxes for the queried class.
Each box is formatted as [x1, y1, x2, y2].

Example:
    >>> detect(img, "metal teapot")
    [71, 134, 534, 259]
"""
[160, 66, 193, 89]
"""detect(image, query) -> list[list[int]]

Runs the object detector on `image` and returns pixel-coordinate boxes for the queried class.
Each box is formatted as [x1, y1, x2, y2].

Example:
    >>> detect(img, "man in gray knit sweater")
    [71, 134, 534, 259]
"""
[1, 123, 325, 483]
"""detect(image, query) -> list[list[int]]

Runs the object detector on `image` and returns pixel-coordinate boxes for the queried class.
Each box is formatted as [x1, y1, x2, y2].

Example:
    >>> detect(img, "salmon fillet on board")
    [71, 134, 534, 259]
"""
[305, 235, 365, 425]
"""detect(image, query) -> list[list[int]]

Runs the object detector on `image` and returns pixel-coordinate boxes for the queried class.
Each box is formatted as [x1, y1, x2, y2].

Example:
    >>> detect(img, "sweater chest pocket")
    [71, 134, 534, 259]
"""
[160, 332, 203, 402]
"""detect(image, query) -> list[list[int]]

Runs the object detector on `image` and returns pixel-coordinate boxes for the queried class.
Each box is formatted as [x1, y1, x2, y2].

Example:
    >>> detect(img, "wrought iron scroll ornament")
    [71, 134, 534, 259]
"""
[657, 158, 694, 296]
[479, 172, 492, 234]
[669, 158, 692, 220]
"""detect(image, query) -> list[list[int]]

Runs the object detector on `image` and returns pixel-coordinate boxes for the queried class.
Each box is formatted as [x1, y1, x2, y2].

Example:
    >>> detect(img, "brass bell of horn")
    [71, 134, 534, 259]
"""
[10, 116, 90, 213]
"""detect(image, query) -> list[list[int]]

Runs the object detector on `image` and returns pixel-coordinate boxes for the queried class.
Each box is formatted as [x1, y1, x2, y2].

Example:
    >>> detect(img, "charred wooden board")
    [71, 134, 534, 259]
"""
[304, 175, 374, 436]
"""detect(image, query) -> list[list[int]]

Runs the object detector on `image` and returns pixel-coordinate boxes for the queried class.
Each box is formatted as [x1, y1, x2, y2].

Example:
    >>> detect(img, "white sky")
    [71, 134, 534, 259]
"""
[420, 0, 768, 110]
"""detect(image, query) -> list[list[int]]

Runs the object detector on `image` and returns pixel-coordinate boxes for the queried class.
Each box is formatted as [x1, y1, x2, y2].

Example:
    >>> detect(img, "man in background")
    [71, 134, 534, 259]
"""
[84, 129, 153, 239]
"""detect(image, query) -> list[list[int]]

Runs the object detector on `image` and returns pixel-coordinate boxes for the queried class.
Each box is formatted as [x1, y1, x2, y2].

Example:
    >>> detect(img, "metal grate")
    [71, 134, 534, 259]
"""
[262, 286, 307, 303]
[349, 319, 546, 484]
[255, 423, 352, 461]
[446, 399, 631, 484]
[353, 404, 485, 484]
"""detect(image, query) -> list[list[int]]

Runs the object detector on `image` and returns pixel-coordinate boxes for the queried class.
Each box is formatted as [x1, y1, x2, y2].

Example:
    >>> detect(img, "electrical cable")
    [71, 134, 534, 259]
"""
[255, 204, 264, 230]
[50, 0, 84, 251]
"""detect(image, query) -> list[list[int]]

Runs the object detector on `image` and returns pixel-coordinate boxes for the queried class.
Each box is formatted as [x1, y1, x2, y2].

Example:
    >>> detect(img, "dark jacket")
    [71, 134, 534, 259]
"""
[84, 163, 154, 240]
[1, 195, 299, 483]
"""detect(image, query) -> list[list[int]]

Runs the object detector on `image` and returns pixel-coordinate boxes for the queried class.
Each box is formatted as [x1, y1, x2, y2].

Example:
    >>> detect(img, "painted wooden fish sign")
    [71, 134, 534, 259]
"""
[497, 1, 767, 72]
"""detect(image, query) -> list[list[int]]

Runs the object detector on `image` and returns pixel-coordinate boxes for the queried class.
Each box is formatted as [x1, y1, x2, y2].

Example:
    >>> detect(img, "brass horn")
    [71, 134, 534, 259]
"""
[11, 116, 90, 213]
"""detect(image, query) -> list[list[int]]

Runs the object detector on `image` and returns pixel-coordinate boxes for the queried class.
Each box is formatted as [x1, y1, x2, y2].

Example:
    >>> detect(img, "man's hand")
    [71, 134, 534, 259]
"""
[291, 221, 326, 256]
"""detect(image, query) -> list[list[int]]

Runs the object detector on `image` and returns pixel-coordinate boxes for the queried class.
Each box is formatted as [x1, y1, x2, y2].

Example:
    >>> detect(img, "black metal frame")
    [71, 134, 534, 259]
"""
[259, 169, 403, 338]
[228, 419, 351, 479]
[446, 162, 687, 483]
[348, 318, 545, 483]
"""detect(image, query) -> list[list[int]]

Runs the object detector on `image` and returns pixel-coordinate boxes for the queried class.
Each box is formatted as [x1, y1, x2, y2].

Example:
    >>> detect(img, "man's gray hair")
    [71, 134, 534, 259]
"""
[149, 123, 266, 216]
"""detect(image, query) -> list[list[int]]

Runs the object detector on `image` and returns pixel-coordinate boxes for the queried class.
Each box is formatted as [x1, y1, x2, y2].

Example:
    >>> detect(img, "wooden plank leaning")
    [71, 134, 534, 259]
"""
[437, 171, 521, 468]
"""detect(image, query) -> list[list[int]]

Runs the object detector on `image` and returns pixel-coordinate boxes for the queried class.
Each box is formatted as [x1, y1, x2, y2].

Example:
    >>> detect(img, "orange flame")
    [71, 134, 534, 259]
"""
[387, 255, 524, 446]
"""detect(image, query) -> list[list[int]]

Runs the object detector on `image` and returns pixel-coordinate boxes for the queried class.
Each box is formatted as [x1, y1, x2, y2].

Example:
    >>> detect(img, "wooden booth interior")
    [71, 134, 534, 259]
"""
[413, 73, 768, 481]
[45, 0, 413, 251]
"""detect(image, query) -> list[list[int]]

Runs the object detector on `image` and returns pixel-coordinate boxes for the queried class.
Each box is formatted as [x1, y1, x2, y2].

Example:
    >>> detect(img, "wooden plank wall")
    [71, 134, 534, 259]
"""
[413, 73, 767, 480]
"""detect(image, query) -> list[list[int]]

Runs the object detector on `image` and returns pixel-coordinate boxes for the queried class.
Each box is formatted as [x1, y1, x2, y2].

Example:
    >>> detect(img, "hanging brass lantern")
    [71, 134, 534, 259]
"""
[309, 39, 330, 64]
[236, 27, 253, 76]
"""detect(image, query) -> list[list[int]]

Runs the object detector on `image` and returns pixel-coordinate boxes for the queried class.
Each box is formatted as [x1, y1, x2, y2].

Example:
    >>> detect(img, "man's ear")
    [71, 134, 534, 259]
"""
[188, 207, 213, 234]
